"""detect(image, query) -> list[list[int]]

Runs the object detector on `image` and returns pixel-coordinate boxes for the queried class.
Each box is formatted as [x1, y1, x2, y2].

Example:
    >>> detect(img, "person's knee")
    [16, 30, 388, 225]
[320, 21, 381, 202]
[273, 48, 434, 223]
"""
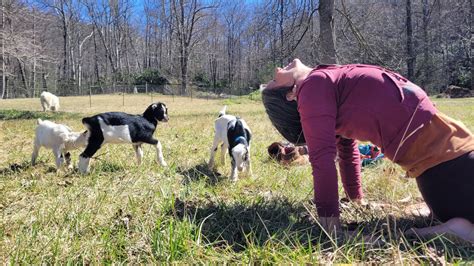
[445, 217, 474, 236]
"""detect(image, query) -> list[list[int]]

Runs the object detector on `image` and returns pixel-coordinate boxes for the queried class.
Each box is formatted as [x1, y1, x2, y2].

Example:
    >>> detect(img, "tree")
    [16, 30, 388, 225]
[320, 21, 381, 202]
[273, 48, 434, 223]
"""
[406, 0, 415, 81]
[319, 0, 337, 64]
[1, 0, 6, 99]
[170, 0, 215, 95]
[471, 0, 473, 90]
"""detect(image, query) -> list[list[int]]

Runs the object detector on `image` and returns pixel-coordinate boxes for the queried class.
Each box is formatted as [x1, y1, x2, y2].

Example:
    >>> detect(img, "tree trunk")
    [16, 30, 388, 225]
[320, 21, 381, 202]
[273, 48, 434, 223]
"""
[32, 13, 37, 97]
[471, 0, 473, 90]
[406, 0, 415, 81]
[1, 0, 5, 99]
[180, 45, 188, 95]
[93, 28, 100, 83]
[310, 0, 318, 63]
[18, 58, 30, 95]
[79, 31, 93, 95]
[421, 0, 429, 89]
[279, 0, 284, 65]
[319, 0, 337, 64]
[61, 8, 68, 80]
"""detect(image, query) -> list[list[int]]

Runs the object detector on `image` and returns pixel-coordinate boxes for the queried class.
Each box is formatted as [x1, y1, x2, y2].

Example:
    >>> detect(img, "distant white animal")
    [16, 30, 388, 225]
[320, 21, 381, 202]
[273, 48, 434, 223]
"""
[32, 119, 89, 169]
[40, 91, 60, 112]
[208, 106, 252, 182]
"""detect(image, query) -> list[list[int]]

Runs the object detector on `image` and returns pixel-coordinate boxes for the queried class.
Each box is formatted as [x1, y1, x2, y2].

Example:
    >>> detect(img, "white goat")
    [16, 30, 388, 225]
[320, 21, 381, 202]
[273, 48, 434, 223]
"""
[32, 119, 88, 169]
[40, 91, 60, 112]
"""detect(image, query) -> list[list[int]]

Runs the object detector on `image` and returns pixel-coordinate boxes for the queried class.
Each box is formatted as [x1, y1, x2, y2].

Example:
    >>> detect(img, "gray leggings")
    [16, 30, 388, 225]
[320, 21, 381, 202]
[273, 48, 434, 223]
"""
[416, 151, 474, 223]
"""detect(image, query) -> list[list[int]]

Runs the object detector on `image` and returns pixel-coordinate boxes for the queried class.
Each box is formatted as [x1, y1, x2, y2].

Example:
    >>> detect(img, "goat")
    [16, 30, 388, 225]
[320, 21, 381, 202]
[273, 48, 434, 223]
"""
[78, 102, 169, 174]
[40, 91, 60, 112]
[208, 106, 252, 181]
[32, 119, 88, 169]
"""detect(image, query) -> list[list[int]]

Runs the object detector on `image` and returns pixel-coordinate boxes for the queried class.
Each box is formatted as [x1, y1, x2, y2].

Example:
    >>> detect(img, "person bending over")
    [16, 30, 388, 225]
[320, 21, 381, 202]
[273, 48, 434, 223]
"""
[261, 59, 474, 243]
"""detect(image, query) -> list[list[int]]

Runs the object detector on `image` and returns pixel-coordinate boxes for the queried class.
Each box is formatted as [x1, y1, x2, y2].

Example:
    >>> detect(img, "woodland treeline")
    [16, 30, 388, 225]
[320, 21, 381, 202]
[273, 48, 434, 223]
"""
[0, 0, 472, 98]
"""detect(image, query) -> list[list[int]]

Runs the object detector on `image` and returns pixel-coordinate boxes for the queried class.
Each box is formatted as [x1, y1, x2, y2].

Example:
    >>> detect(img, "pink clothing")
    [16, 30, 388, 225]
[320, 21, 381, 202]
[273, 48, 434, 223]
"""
[297, 64, 437, 217]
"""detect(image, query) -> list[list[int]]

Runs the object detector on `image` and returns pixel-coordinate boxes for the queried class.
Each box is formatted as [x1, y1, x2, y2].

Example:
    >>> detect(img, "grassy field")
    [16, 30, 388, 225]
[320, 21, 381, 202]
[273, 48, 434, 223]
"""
[1, 94, 473, 263]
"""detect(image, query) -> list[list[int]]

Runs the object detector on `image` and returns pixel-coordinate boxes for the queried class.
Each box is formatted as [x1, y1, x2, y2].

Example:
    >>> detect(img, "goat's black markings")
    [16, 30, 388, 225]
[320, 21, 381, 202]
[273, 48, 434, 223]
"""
[227, 118, 252, 155]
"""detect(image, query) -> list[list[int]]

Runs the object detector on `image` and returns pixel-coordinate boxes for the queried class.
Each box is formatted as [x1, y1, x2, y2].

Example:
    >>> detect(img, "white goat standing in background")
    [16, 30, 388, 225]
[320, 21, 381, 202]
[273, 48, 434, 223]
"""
[40, 91, 60, 112]
[32, 119, 89, 169]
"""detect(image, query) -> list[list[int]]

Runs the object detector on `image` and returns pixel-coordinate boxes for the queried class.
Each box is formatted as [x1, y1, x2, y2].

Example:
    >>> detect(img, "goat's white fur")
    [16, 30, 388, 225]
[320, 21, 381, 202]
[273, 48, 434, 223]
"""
[40, 91, 60, 112]
[98, 118, 133, 143]
[32, 119, 88, 169]
[208, 106, 252, 181]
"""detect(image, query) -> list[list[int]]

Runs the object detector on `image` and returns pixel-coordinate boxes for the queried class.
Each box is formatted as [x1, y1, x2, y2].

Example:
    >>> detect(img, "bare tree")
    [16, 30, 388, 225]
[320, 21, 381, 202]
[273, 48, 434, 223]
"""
[1, 0, 6, 99]
[319, 0, 337, 64]
[471, 0, 473, 90]
[170, 0, 215, 95]
[78, 30, 93, 94]
[406, 0, 415, 81]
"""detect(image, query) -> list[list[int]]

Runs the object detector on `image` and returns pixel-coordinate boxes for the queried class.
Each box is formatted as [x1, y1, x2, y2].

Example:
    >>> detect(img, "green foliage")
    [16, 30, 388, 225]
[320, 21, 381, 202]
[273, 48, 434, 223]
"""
[247, 89, 262, 101]
[114, 72, 135, 85]
[453, 66, 472, 89]
[0, 109, 81, 120]
[134, 69, 169, 85]
[193, 73, 210, 87]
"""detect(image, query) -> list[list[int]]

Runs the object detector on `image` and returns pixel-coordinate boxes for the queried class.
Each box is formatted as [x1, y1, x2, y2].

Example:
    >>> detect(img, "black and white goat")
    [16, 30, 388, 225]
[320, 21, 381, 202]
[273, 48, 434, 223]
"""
[208, 106, 252, 181]
[32, 119, 88, 169]
[78, 102, 169, 174]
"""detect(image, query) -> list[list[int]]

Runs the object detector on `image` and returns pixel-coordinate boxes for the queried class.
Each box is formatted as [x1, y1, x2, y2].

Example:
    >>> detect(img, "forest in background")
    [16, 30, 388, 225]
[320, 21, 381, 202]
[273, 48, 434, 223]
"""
[0, 0, 472, 98]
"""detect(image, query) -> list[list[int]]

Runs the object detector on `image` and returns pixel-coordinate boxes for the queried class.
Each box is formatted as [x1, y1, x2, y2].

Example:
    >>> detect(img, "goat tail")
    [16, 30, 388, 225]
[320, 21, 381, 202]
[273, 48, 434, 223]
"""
[218, 105, 227, 117]
[37, 118, 43, 125]
[81, 117, 91, 125]
[81, 117, 93, 131]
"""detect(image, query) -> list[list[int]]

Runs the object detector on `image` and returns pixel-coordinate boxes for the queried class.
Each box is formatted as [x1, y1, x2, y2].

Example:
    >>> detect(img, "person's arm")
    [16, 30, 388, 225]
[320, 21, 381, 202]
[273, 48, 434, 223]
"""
[336, 137, 364, 201]
[297, 72, 340, 232]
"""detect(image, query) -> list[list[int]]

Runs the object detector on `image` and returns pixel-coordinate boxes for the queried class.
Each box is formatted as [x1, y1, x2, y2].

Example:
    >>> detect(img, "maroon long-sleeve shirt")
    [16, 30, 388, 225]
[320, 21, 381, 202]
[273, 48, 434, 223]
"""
[296, 64, 437, 217]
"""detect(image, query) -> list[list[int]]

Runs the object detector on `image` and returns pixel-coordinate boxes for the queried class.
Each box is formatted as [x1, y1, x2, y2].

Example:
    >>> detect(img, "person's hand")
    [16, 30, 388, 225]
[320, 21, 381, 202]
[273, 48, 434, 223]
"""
[340, 197, 368, 209]
[352, 198, 368, 206]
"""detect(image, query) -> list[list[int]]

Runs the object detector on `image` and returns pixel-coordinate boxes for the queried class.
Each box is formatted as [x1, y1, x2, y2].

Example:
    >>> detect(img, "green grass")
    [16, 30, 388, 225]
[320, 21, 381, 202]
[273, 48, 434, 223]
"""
[0, 94, 473, 263]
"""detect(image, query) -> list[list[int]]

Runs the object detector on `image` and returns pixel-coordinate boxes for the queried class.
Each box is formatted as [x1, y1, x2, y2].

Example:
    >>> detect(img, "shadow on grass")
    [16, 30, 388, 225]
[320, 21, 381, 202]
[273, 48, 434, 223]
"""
[171, 196, 322, 252]
[170, 197, 474, 261]
[0, 161, 32, 176]
[0, 109, 82, 121]
[178, 162, 225, 185]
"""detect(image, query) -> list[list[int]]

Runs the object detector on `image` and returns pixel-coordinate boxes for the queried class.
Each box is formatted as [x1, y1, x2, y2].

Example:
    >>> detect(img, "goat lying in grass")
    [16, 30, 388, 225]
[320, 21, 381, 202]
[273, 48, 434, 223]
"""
[208, 106, 252, 181]
[40, 91, 60, 112]
[32, 119, 88, 169]
[78, 102, 169, 174]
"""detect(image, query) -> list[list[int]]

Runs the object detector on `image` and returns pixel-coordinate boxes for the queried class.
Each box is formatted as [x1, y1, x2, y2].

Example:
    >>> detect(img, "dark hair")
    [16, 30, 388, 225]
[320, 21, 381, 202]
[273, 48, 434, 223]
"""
[267, 142, 283, 159]
[261, 87, 305, 144]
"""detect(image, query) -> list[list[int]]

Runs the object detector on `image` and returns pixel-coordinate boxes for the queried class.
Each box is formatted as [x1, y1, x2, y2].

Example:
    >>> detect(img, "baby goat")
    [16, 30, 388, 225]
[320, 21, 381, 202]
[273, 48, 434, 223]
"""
[78, 102, 169, 174]
[208, 106, 252, 181]
[32, 119, 88, 169]
[40, 91, 60, 112]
